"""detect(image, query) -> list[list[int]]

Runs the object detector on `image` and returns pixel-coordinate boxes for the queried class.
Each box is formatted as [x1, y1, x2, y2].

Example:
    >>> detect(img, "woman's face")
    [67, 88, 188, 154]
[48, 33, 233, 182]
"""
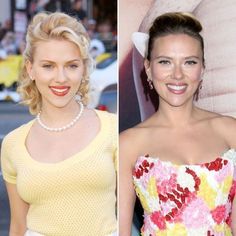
[145, 33, 204, 108]
[27, 39, 84, 111]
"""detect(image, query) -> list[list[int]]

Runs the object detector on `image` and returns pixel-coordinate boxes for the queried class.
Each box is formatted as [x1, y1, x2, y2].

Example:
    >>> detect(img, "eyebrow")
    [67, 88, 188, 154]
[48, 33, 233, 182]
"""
[184, 56, 201, 60]
[153, 56, 201, 60]
[39, 59, 82, 63]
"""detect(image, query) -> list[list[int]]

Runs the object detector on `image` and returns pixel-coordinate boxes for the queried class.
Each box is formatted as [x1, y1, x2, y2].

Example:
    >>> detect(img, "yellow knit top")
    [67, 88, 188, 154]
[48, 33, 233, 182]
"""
[1, 110, 117, 236]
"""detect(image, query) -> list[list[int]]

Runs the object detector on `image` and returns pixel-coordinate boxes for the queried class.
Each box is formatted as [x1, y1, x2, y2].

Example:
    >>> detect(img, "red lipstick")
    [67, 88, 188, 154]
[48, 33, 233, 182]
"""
[49, 86, 70, 96]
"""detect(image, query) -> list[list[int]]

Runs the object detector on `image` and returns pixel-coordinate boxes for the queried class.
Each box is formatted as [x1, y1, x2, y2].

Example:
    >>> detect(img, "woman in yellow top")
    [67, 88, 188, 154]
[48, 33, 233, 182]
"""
[1, 12, 117, 236]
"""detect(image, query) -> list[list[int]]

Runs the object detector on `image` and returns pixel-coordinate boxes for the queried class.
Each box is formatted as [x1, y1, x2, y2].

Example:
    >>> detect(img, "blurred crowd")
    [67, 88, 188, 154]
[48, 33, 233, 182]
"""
[0, 20, 19, 59]
[0, 0, 117, 60]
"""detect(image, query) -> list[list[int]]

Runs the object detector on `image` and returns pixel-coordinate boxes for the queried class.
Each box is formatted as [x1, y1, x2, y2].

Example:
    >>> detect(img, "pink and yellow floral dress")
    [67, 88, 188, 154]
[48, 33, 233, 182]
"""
[133, 149, 236, 236]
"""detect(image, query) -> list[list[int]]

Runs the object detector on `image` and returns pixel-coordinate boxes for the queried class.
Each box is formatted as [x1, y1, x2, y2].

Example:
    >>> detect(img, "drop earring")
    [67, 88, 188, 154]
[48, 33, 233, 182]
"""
[75, 91, 82, 101]
[147, 77, 153, 90]
[195, 81, 203, 101]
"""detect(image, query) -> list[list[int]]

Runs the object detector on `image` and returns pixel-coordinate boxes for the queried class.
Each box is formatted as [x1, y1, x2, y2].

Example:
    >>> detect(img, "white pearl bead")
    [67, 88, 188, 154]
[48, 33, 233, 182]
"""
[36, 101, 84, 132]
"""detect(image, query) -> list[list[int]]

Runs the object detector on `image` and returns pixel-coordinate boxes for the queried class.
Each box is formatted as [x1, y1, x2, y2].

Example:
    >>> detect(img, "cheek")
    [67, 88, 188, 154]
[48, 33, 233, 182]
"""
[70, 71, 83, 83]
[70, 66, 84, 79]
[72, 78, 82, 90]
[33, 68, 54, 80]
[151, 66, 169, 81]
[187, 68, 202, 81]
[70, 72, 83, 89]
[34, 80, 46, 96]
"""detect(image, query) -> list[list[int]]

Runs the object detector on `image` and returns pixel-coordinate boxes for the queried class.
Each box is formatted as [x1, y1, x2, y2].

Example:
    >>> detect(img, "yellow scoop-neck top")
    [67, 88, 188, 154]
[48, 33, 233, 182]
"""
[1, 109, 117, 236]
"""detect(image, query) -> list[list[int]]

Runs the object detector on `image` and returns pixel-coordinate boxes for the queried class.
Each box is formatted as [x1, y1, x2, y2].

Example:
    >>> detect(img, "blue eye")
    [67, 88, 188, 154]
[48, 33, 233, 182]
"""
[185, 60, 197, 65]
[42, 64, 53, 69]
[69, 64, 79, 69]
[158, 60, 170, 65]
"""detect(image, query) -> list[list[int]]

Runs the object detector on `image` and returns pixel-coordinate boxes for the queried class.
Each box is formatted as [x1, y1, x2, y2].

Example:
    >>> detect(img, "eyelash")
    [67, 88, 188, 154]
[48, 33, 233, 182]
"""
[157, 60, 198, 65]
[42, 64, 79, 69]
[42, 64, 53, 69]
[68, 64, 79, 69]
[185, 60, 197, 65]
[158, 60, 170, 65]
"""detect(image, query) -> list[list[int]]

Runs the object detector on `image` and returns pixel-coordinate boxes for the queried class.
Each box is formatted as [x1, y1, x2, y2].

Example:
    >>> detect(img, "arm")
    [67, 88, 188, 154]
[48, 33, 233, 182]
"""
[5, 182, 29, 236]
[215, 116, 236, 234]
[119, 130, 137, 236]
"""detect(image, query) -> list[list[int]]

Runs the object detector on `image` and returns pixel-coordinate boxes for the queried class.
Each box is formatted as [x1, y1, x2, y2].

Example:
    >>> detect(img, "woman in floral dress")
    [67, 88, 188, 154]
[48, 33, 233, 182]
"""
[119, 12, 236, 236]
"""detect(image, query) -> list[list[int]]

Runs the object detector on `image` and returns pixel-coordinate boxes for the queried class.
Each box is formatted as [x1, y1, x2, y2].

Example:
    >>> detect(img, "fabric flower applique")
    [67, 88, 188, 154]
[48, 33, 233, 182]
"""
[132, 149, 236, 235]
[182, 198, 210, 228]
[204, 158, 228, 171]
[211, 205, 227, 224]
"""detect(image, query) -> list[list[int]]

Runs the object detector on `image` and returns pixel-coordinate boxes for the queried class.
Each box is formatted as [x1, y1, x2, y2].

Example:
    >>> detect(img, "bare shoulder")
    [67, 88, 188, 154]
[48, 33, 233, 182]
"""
[120, 126, 144, 150]
[205, 110, 236, 147]
[120, 112, 161, 153]
[120, 124, 149, 164]
[208, 112, 236, 131]
[197, 108, 236, 126]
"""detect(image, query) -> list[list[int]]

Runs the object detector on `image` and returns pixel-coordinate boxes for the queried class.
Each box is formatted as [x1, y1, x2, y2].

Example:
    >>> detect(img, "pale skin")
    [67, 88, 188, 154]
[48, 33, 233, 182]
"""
[119, 34, 236, 235]
[5, 39, 100, 235]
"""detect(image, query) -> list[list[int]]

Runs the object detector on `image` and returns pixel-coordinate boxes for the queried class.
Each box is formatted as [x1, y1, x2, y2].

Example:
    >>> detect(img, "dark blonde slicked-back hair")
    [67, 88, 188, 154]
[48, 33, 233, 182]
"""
[17, 12, 94, 115]
[147, 12, 205, 66]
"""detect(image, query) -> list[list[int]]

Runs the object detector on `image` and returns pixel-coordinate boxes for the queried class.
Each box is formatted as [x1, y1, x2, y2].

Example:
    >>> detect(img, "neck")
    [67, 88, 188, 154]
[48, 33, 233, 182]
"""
[39, 99, 81, 128]
[157, 99, 198, 127]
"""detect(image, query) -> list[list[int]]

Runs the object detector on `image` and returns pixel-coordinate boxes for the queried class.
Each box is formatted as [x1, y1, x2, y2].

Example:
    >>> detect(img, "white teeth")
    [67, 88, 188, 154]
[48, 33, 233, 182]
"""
[167, 84, 187, 91]
[50, 88, 68, 93]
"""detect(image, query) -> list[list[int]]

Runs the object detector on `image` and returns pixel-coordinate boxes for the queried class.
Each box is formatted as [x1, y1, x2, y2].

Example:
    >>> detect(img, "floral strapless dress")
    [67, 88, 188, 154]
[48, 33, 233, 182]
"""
[133, 149, 236, 236]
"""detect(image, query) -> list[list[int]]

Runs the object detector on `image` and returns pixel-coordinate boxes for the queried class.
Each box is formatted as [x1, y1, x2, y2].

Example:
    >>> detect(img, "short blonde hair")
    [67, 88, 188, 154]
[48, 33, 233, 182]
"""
[18, 12, 94, 115]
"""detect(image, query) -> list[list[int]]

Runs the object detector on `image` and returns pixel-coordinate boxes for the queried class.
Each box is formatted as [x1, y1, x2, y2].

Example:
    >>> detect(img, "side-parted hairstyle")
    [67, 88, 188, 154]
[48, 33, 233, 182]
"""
[18, 12, 94, 115]
[147, 12, 205, 66]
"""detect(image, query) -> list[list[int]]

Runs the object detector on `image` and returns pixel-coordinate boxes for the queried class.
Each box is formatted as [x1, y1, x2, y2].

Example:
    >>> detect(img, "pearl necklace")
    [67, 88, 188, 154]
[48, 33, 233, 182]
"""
[36, 101, 84, 132]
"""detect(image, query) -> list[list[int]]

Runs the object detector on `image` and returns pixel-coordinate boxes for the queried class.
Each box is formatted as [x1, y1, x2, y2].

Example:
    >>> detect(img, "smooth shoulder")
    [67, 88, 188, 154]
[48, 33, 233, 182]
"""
[120, 124, 145, 141]
[119, 124, 148, 157]
[210, 114, 236, 146]
[198, 109, 236, 148]
[208, 112, 236, 129]
[192, 108, 236, 136]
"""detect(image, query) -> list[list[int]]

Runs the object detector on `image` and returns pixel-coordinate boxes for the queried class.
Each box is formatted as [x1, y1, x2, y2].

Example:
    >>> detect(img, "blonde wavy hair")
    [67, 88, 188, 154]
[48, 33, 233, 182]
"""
[18, 12, 94, 115]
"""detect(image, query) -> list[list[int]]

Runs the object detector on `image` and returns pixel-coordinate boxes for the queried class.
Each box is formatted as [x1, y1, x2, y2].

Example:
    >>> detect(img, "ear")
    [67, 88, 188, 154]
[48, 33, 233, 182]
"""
[144, 59, 151, 79]
[25, 60, 34, 80]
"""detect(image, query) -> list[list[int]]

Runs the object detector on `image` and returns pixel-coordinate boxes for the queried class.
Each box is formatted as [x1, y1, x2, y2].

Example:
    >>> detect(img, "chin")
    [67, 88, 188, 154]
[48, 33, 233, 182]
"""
[50, 102, 71, 109]
[43, 97, 75, 109]
[163, 97, 191, 108]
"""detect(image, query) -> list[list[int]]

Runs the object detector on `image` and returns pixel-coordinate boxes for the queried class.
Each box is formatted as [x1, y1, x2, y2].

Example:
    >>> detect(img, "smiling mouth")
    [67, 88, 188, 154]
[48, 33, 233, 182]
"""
[166, 84, 187, 94]
[49, 86, 70, 96]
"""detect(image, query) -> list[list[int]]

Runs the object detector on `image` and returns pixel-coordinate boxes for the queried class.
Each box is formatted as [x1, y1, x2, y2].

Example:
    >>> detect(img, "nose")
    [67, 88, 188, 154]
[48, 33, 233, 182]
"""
[55, 68, 68, 83]
[172, 64, 184, 80]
